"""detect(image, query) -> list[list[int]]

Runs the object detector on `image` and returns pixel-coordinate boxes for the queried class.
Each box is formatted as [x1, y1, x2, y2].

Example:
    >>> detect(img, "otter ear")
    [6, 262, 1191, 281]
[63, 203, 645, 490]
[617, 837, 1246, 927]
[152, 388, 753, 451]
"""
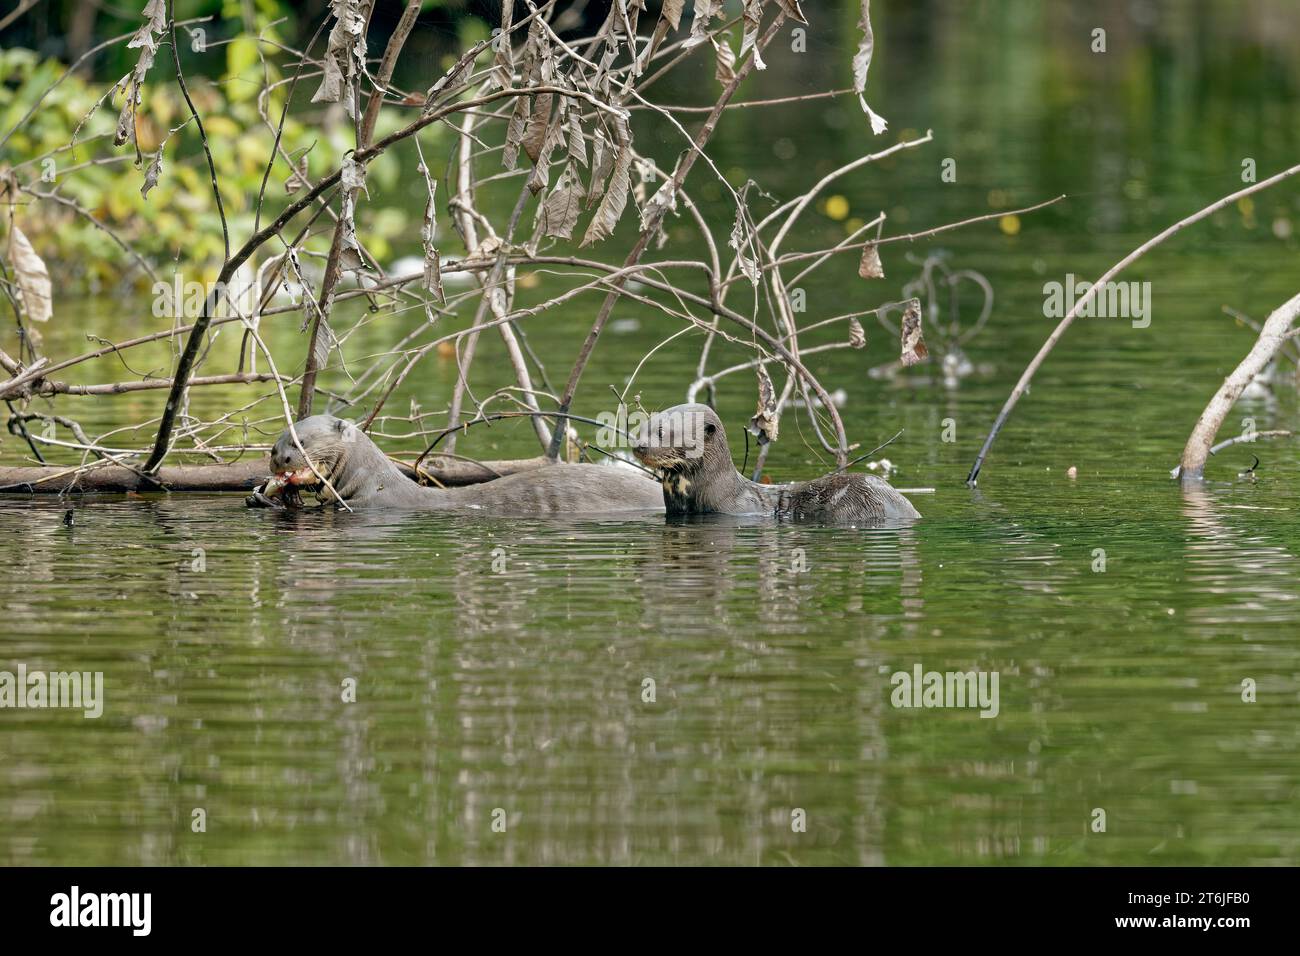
[334, 419, 346, 434]
[704, 422, 716, 437]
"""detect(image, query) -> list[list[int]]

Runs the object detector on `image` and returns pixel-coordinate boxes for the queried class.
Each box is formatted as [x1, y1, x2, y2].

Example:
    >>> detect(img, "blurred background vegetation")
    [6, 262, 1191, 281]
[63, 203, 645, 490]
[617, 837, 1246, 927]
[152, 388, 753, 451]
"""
[0, 1, 520, 285]
[4, 0, 1298, 292]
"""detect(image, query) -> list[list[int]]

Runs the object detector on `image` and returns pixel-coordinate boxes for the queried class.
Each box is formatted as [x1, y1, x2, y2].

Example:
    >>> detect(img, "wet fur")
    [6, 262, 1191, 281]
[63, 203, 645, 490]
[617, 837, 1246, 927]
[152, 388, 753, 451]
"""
[633, 403, 920, 524]
[266, 415, 664, 514]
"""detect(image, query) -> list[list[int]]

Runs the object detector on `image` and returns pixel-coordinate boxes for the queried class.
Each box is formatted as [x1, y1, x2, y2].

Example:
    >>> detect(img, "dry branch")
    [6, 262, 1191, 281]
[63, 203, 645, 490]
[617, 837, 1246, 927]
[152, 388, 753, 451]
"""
[1, 1, 1056, 496]
[1178, 292, 1300, 480]
[966, 163, 1300, 486]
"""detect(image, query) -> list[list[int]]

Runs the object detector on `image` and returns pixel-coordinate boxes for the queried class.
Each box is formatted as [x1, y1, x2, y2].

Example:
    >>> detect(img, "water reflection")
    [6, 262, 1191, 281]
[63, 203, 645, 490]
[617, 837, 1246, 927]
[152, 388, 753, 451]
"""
[1180, 480, 1300, 632]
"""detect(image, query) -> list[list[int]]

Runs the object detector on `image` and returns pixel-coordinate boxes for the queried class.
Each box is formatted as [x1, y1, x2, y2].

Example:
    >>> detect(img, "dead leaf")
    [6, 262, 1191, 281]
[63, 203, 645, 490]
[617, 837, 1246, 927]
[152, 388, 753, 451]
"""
[580, 145, 631, 246]
[492, 0, 515, 90]
[661, 0, 686, 30]
[416, 162, 443, 302]
[540, 166, 586, 240]
[853, 0, 888, 134]
[730, 205, 759, 286]
[311, 0, 366, 118]
[523, 92, 553, 165]
[713, 35, 736, 85]
[566, 109, 587, 167]
[747, 363, 779, 444]
[684, 0, 723, 48]
[586, 127, 615, 208]
[525, 104, 568, 195]
[311, 317, 336, 371]
[640, 179, 677, 236]
[739, 0, 767, 71]
[8, 225, 52, 323]
[140, 149, 163, 199]
[858, 243, 884, 278]
[113, 93, 135, 148]
[773, 0, 809, 24]
[899, 297, 928, 366]
[849, 316, 866, 349]
[311, 56, 344, 105]
[285, 154, 310, 193]
[337, 157, 367, 272]
[502, 96, 530, 170]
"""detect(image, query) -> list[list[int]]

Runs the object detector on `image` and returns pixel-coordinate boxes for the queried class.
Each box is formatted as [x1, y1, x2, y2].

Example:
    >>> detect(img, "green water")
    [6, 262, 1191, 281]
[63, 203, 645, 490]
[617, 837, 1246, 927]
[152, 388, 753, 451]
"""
[3, 0, 1300, 865]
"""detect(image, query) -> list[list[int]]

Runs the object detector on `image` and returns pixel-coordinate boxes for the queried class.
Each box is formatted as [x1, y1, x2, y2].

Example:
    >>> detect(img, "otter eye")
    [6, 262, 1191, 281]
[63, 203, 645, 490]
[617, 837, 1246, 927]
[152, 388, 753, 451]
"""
[704, 423, 716, 437]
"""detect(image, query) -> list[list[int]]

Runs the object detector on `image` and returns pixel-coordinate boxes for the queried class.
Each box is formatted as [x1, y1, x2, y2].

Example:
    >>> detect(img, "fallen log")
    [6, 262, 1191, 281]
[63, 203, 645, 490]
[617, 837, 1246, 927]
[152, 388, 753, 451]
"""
[0, 454, 553, 494]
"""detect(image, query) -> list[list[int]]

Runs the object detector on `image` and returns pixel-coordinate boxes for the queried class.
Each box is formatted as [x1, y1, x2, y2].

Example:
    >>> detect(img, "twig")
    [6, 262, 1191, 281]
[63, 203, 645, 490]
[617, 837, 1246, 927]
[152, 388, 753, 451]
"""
[967, 166, 1300, 486]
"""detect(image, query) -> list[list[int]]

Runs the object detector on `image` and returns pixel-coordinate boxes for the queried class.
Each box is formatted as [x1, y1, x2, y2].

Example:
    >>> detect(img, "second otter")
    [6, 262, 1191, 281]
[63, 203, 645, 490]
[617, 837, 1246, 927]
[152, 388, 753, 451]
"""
[632, 403, 921, 524]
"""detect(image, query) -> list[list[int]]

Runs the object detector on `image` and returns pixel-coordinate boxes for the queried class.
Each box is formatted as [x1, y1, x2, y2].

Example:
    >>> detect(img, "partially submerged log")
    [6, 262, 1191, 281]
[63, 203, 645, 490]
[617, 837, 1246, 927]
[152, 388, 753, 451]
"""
[0, 459, 270, 493]
[0, 454, 552, 494]
[1178, 291, 1300, 480]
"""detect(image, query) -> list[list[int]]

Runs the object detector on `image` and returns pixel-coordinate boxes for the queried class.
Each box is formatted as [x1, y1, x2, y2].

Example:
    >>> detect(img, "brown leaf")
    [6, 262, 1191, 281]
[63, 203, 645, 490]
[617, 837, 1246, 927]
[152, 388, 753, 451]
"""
[853, 0, 888, 133]
[540, 166, 587, 240]
[417, 163, 443, 302]
[526, 108, 568, 195]
[312, 55, 344, 105]
[858, 242, 884, 278]
[730, 203, 759, 286]
[747, 363, 779, 444]
[140, 149, 163, 199]
[585, 128, 614, 209]
[899, 297, 928, 367]
[566, 109, 587, 167]
[685, 0, 724, 49]
[285, 154, 310, 193]
[713, 36, 736, 86]
[8, 225, 52, 323]
[113, 93, 135, 148]
[773, 0, 809, 24]
[661, 0, 686, 30]
[492, 1, 515, 90]
[580, 145, 631, 247]
[311, 318, 336, 372]
[502, 95, 530, 170]
[522, 92, 553, 164]
[849, 316, 866, 349]
[141, 0, 167, 34]
[739, 0, 767, 71]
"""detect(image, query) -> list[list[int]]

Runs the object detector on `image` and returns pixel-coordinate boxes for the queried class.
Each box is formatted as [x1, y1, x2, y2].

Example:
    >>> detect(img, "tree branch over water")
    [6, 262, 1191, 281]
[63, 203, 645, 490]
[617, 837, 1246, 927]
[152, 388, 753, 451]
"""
[966, 163, 1300, 487]
[0, 0, 1056, 492]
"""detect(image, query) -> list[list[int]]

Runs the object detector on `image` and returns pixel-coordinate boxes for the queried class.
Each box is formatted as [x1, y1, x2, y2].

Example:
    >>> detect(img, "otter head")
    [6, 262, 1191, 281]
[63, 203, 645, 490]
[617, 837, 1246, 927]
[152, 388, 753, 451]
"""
[632, 403, 728, 504]
[265, 414, 362, 503]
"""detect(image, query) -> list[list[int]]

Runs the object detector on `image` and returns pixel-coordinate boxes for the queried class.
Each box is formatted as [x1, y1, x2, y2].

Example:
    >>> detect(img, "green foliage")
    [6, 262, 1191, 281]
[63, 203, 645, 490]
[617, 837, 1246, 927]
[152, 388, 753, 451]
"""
[0, 40, 419, 288]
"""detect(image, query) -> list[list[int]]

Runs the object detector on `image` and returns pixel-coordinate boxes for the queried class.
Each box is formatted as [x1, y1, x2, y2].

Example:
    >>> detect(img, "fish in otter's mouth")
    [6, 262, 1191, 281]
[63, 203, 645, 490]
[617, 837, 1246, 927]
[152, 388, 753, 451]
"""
[248, 465, 332, 509]
[247, 415, 358, 509]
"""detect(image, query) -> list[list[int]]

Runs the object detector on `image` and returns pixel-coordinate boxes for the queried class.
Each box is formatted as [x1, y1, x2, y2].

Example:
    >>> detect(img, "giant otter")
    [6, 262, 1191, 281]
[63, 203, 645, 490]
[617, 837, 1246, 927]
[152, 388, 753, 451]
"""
[632, 403, 921, 524]
[251, 415, 663, 514]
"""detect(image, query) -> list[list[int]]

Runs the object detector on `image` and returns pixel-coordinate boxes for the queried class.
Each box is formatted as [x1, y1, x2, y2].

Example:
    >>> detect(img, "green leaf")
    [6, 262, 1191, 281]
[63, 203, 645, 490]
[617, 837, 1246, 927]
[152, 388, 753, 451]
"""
[226, 37, 261, 102]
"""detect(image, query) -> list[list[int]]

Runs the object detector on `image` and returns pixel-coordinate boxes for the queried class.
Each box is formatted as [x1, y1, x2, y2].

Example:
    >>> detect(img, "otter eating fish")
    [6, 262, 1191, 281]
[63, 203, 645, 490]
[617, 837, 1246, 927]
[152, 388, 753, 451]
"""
[249, 414, 664, 514]
[632, 403, 920, 525]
